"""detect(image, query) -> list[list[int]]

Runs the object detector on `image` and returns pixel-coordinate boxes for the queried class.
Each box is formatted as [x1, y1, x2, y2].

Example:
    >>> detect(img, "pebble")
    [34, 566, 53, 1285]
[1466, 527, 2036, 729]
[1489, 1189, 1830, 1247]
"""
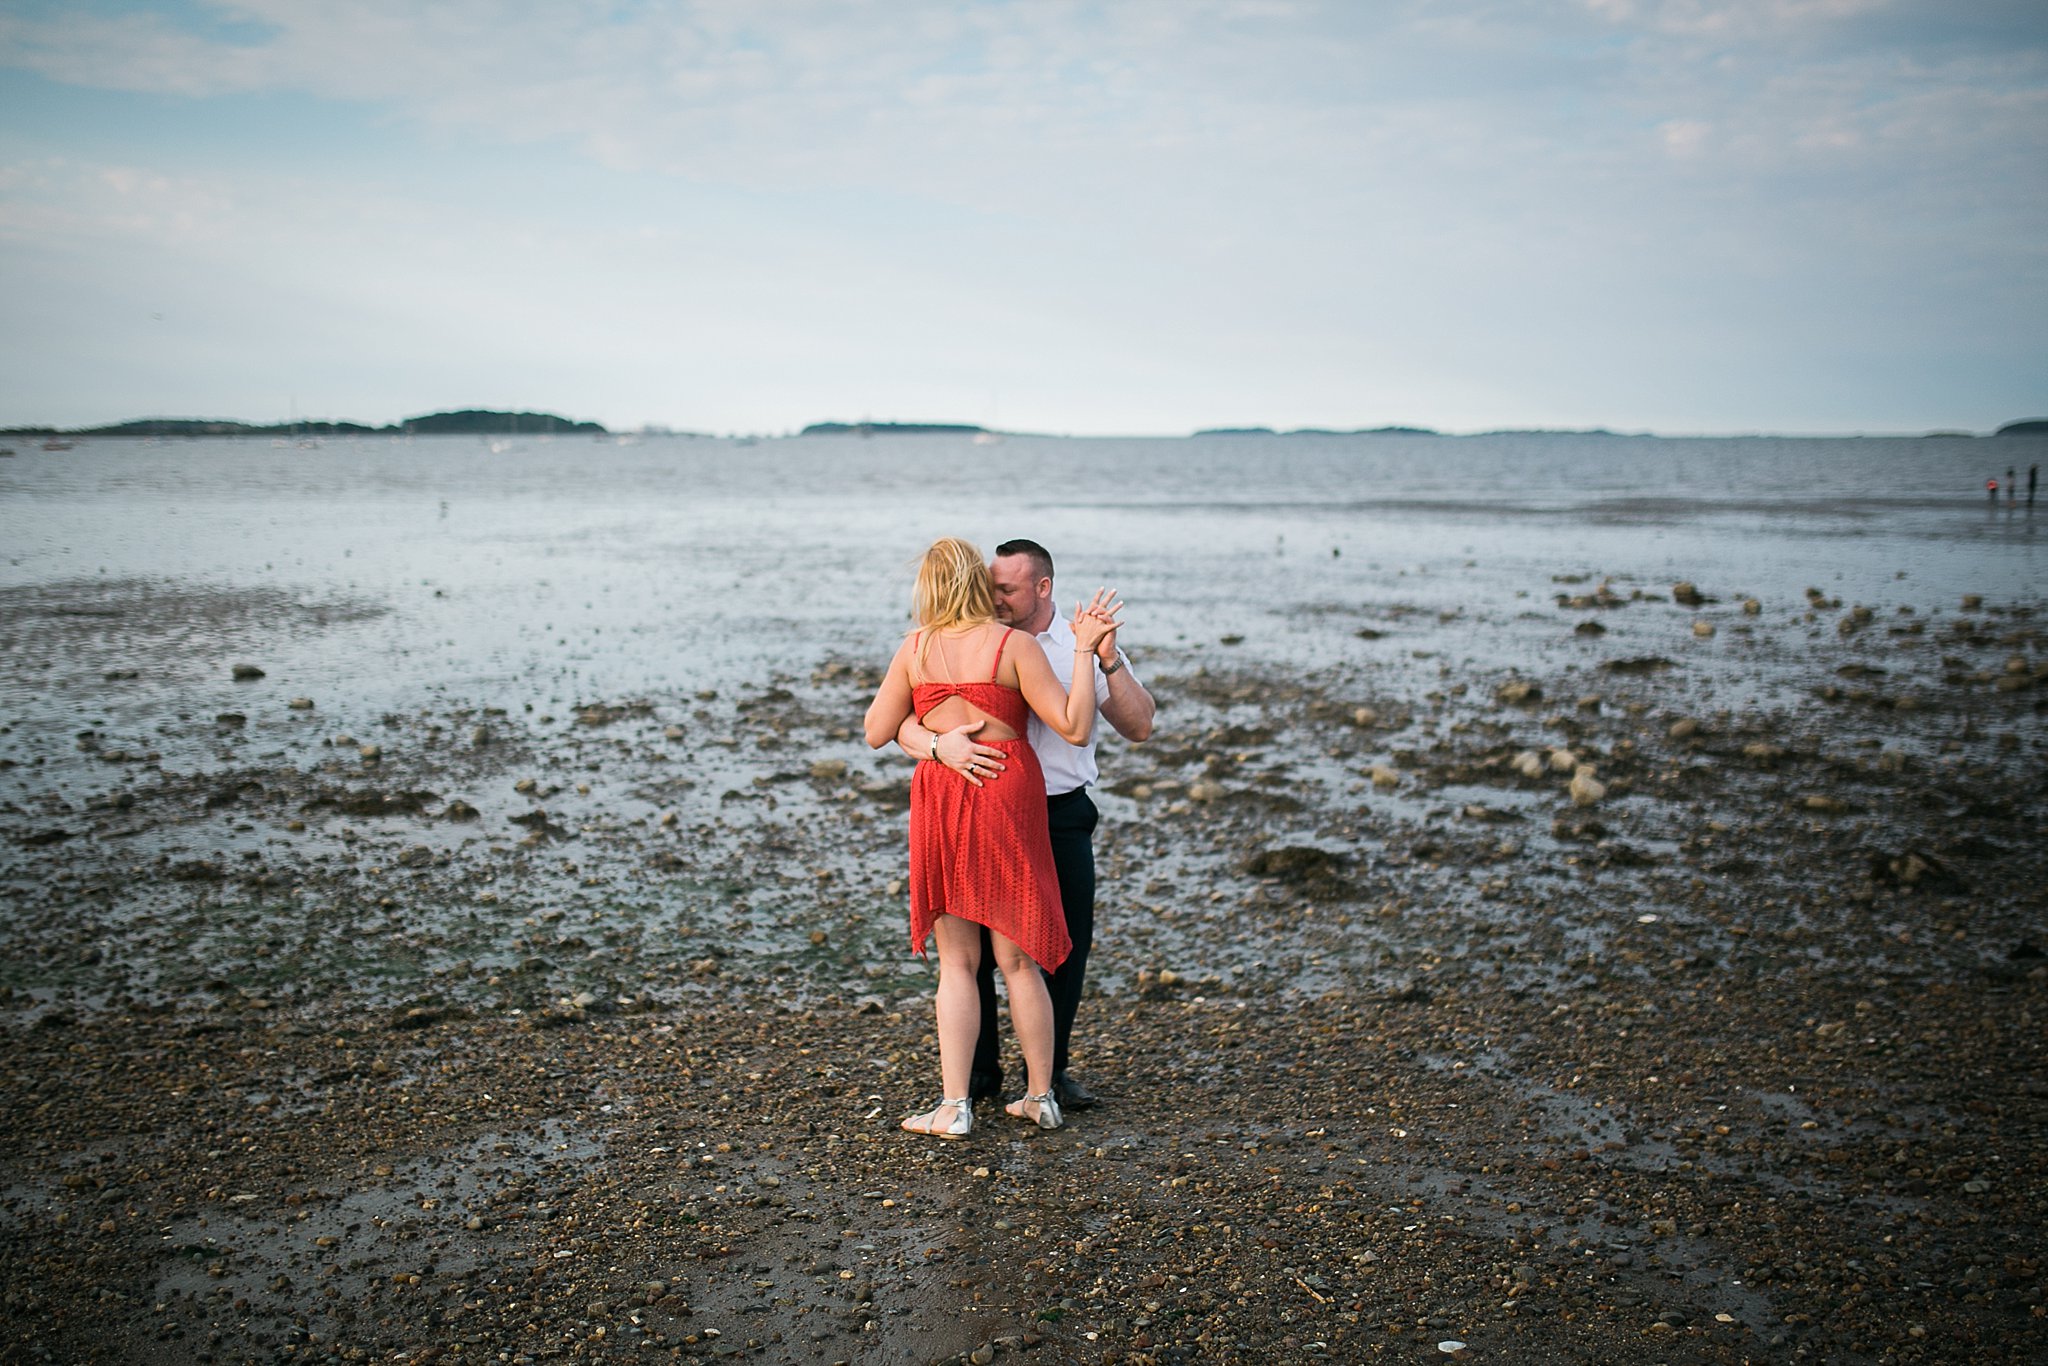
[231, 663, 265, 680]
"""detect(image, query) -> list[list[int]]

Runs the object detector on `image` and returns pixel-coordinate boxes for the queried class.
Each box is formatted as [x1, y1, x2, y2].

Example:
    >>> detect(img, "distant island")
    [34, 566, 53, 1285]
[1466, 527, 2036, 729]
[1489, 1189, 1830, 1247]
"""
[1193, 425, 1443, 437]
[2, 409, 607, 438]
[799, 421, 987, 436]
[1995, 419, 2048, 436]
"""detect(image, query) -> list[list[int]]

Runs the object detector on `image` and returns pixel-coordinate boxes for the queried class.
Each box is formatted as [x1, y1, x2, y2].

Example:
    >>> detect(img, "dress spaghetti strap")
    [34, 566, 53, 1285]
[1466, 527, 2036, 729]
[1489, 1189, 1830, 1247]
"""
[990, 627, 1014, 681]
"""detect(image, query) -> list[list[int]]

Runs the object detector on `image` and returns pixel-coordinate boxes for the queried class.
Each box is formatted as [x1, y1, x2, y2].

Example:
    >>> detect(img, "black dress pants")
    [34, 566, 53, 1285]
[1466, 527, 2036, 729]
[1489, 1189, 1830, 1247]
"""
[973, 787, 1097, 1083]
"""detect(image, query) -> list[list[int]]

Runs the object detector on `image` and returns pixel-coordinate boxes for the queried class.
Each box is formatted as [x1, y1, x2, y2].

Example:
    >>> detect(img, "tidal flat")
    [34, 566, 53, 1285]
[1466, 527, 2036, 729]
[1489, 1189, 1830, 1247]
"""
[1, 560, 2043, 1365]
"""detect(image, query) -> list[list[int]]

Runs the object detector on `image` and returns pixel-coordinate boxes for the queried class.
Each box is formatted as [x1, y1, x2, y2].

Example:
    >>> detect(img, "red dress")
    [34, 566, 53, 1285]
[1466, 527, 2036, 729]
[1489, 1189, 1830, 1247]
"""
[907, 630, 1072, 973]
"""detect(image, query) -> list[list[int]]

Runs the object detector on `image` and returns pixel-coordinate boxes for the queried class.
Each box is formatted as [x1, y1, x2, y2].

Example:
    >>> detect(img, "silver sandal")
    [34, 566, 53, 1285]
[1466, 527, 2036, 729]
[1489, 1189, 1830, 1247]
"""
[902, 1096, 972, 1138]
[1010, 1090, 1063, 1131]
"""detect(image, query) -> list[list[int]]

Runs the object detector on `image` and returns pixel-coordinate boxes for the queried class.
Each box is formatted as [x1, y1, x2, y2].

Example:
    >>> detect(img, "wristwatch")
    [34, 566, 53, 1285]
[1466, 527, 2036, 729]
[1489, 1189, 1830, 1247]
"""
[1102, 651, 1126, 677]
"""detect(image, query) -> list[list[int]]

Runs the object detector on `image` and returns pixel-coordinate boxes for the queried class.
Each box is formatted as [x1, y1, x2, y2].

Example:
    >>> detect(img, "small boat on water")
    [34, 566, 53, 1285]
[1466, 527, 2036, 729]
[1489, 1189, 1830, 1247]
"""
[41, 438, 75, 451]
[0, 447, 16, 457]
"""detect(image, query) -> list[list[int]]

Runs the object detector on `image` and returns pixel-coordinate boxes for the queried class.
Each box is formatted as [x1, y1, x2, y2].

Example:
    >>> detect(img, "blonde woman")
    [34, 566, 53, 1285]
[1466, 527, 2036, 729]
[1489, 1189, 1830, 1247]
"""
[864, 537, 1120, 1136]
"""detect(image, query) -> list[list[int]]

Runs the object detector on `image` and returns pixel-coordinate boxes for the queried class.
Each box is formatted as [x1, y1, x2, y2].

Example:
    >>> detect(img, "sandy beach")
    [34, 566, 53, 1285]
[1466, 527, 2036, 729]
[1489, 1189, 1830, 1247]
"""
[2, 518, 2043, 1363]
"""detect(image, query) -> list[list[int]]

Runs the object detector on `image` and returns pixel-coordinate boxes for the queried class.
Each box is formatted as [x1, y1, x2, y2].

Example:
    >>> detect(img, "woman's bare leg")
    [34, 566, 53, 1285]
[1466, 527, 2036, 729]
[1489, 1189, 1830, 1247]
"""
[989, 929, 1057, 1122]
[905, 914, 981, 1134]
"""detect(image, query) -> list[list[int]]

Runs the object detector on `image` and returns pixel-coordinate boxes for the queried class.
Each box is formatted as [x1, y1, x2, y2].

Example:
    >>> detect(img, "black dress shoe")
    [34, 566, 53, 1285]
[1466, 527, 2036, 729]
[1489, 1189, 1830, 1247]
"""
[969, 1069, 1004, 1101]
[1053, 1071, 1097, 1110]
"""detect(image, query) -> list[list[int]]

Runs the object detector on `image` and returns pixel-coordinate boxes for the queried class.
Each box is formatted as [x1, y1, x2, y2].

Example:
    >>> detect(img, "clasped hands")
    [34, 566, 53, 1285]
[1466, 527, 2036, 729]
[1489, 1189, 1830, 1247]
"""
[938, 588, 1125, 788]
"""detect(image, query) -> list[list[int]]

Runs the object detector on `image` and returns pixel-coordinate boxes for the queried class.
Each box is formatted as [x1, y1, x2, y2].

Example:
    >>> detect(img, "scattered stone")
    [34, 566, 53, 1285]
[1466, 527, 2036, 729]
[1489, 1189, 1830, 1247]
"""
[288, 697, 315, 710]
[1351, 707, 1379, 728]
[1575, 620, 1606, 635]
[1368, 766, 1401, 789]
[809, 759, 849, 780]
[1568, 767, 1606, 807]
[1668, 717, 1700, 740]
[1547, 748, 1577, 773]
[1672, 581, 1705, 606]
[1245, 846, 1346, 883]
[1692, 619, 1715, 637]
[1742, 597, 1761, 614]
[1512, 751, 1545, 780]
[231, 663, 265, 680]
[1872, 849, 1962, 889]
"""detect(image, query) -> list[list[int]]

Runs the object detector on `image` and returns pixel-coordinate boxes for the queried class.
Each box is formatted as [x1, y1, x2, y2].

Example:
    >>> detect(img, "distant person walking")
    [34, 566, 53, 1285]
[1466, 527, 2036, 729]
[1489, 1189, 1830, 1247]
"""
[2008, 467, 2019, 506]
[2030, 465, 2038, 509]
[1987, 477, 1999, 506]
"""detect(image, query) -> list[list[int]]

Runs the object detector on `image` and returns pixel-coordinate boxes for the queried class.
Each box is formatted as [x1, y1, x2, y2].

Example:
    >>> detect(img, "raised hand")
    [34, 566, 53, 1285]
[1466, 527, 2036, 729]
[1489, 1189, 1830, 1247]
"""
[1071, 587, 1124, 653]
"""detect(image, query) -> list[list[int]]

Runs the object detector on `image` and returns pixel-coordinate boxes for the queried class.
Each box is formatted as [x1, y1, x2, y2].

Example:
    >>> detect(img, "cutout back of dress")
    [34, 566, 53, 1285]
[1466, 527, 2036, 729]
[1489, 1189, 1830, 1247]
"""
[910, 626, 1026, 740]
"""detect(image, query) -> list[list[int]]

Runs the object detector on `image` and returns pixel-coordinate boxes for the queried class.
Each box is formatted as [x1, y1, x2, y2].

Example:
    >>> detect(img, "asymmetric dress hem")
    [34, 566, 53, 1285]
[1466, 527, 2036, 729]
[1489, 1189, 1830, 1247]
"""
[906, 629, 1072, 974]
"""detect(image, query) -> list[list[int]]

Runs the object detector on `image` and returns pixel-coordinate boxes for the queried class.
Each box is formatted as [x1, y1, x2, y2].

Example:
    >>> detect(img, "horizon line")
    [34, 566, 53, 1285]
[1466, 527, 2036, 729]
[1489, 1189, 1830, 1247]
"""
[4, 409, 2045, 443]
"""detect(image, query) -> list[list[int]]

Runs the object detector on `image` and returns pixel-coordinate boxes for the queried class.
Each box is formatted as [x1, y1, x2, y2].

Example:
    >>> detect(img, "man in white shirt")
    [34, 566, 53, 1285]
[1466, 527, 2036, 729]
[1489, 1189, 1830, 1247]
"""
[896, 538, 1155, 1110]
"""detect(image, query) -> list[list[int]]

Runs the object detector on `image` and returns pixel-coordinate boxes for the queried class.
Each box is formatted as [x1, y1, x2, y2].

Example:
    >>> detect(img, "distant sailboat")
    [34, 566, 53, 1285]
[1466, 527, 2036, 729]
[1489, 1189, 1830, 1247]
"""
[973, 390, 1004, 444]
[489, 410, 519, 453]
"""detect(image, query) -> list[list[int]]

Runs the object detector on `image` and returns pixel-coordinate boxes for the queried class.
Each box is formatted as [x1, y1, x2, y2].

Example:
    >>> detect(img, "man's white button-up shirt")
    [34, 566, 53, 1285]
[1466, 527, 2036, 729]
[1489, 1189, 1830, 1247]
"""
[1026, 613, 1139, 796]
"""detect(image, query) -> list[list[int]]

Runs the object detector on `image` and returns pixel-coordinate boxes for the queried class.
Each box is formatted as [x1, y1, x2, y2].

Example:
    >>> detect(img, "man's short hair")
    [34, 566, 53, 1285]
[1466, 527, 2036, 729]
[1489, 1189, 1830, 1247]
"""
[994, 538, 1054, 584]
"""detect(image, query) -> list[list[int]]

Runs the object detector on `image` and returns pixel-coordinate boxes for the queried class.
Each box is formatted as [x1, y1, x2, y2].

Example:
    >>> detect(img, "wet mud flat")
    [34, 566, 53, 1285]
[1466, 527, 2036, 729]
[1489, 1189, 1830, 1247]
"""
[1, 574, 2045, 1365]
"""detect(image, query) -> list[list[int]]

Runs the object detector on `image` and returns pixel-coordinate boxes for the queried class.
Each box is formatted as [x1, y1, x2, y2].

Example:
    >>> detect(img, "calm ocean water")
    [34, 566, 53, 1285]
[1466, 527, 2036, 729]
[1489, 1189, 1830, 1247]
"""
[2, 431, 2043, 735]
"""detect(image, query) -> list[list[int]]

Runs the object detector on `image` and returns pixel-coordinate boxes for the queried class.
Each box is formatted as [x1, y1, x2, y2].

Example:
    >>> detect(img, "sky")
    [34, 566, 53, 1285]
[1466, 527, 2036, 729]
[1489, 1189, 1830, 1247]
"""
[0, 1, 2043, 436]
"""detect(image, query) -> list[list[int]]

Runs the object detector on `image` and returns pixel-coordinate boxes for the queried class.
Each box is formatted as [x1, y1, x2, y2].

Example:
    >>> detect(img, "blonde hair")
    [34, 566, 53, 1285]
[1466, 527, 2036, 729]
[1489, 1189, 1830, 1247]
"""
[911, 538, 995, 665]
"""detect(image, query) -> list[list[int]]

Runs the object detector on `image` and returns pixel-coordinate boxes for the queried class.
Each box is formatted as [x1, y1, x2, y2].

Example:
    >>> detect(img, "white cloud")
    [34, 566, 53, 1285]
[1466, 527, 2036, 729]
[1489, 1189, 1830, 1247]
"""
[0, 1, 2043, 430]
